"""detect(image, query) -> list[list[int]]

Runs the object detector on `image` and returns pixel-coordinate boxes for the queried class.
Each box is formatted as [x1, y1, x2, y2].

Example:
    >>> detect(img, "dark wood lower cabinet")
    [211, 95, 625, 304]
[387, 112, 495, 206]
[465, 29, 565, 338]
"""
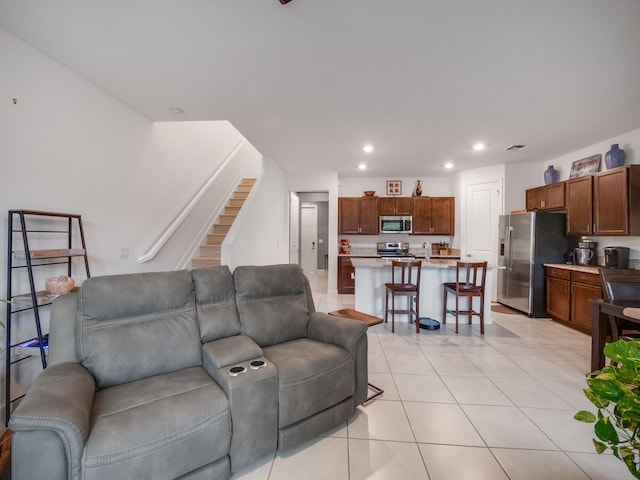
[571, 281, 602, 332]
[338, 256, 358, 294]
[546, 275, 570, 321]
[545, 266, 601, 334]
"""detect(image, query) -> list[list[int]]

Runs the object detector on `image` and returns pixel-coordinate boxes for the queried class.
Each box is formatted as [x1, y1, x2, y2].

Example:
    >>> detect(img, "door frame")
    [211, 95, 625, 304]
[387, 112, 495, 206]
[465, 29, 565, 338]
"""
[300, 203, 318, 273]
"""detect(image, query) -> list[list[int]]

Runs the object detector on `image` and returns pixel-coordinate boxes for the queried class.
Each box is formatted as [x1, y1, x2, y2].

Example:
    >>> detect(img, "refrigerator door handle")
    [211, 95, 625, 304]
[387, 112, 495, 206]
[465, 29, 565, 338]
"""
[506, 226, 513, 271]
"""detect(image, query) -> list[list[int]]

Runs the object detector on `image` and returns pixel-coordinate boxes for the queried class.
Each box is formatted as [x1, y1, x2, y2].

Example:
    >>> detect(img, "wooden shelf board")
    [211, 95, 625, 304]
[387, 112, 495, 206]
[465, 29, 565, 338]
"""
[13, 248, 85, 260]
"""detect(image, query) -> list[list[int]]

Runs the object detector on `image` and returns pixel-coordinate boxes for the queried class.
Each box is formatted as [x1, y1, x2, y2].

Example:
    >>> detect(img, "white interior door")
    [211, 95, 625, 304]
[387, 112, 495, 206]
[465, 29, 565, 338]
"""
[289, 192, 300, 264]
[300, 204, 317, 273]
[463, 180, 502, 300]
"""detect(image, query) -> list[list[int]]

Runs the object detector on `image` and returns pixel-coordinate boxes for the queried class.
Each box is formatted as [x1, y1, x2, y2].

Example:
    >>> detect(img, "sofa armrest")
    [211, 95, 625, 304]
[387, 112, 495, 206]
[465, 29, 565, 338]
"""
[49, 292, 80, 366]
[202, 335, 263, 370]
[308, 312, 369, 405]
[9, 362, 96, 479]
[307, 312, 367, 353]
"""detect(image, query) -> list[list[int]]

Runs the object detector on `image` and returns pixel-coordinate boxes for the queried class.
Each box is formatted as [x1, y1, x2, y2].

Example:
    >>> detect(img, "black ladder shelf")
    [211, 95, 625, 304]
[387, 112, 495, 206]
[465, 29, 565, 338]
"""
[5, 210, 90, 425]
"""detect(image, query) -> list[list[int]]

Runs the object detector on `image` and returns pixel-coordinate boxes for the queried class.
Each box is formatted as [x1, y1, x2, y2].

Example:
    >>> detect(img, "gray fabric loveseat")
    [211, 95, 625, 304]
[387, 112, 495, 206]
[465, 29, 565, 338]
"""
[8, 264, 368, 480]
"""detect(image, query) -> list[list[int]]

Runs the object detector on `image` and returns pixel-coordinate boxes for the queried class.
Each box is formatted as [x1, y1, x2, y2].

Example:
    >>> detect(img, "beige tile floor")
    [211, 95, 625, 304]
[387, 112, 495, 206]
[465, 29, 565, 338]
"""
[231, 270, 632, 480]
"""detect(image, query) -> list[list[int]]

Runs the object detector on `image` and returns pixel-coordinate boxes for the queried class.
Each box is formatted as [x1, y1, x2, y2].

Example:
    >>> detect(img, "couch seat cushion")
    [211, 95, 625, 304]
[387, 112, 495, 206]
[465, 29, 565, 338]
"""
[263, 339, 354, 427]
[82, 367, 230, 480]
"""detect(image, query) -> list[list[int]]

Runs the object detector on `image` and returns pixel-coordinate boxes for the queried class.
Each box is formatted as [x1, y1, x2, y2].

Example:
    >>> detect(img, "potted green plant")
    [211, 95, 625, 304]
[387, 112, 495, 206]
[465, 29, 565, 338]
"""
[575, 339, 640, 479]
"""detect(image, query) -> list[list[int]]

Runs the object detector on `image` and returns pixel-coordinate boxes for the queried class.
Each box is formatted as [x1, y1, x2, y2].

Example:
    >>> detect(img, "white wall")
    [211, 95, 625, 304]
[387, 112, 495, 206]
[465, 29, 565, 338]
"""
[0, 28, 263, 403]
[338, 176, 452, 197]
[0, 28, 250, 281]
[504, 162, 542, 213]
[228, 157, 289, 269]
[540, 128, 640, 182]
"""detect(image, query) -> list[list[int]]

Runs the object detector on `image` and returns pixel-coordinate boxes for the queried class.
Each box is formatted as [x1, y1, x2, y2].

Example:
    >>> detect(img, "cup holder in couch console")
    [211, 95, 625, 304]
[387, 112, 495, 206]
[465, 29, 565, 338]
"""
[249, 360, 266, 370]
[228, 365, 247, 376]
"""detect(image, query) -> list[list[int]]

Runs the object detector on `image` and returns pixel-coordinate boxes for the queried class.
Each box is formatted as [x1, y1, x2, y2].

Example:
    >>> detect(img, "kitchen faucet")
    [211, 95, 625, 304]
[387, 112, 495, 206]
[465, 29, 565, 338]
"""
[422, 241, 431, 260]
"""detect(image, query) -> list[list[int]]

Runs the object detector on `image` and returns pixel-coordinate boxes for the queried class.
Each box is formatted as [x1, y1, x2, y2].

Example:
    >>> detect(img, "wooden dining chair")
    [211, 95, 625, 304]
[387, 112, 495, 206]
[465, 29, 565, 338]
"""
[599, 267, 640, 341]
[384, 260, 422, 333]
[442, 261, 488, 334]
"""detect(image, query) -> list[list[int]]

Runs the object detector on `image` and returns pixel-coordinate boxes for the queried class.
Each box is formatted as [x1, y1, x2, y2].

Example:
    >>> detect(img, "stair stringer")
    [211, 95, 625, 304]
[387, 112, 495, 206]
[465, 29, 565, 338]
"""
[220, 171, 264, 267]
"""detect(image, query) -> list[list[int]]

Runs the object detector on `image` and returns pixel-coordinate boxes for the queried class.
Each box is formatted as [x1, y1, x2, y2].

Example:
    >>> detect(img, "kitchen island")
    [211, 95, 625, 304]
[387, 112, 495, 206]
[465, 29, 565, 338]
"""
[351, 257, 495, 326]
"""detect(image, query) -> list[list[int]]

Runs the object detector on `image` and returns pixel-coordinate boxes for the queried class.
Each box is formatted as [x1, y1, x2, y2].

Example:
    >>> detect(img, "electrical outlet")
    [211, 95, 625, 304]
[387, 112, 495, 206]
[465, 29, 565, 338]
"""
[119, 246, 129, 259]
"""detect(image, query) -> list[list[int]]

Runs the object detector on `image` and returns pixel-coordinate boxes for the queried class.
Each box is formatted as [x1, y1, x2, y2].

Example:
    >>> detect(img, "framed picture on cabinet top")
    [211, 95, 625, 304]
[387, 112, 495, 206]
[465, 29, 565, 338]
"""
[386, 180, 402, 196]
[569, 154, 601, 178]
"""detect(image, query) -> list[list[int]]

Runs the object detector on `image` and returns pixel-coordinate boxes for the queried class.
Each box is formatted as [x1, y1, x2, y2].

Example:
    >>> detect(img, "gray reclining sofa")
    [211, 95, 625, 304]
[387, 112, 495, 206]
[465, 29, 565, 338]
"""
[9, 264, 368, 480]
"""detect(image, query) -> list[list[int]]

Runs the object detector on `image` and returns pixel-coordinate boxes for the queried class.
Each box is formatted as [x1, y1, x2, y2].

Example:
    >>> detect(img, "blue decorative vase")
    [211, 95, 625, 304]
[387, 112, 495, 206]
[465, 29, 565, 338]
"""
[544, 165, 559, 185]
[605, 144, 625, 169]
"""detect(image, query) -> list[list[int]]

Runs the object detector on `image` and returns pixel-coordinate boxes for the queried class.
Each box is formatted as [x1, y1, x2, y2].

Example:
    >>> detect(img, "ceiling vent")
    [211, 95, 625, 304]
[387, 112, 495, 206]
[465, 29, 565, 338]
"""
[504, 144, 527, 152]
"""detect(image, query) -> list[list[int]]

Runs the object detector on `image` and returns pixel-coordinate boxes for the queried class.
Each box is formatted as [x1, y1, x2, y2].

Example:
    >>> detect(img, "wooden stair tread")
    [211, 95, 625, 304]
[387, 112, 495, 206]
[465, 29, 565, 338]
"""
[191, 178, 256, 269]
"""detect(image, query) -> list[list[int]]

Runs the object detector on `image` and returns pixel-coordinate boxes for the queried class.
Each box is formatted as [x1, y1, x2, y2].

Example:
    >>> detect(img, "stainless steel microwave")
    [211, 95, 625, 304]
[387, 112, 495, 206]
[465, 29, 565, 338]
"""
[379, 216, 412, 234]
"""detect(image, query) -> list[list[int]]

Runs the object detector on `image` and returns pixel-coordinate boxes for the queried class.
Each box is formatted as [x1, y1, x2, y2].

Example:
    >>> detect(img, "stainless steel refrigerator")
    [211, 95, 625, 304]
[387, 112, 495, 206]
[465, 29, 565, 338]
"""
[497, 211, 572, 317]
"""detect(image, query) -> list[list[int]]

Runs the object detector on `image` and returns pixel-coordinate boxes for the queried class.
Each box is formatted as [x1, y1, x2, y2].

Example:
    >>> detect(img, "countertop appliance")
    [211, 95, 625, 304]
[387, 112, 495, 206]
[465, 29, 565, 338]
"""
[575, 238, 597, 266]
[604, 246, 630, 269]
[498, 211, 572, 317]
[376, 242, 414, 258]
[379, 215, 412, 234]
[574, 248, 594, 266]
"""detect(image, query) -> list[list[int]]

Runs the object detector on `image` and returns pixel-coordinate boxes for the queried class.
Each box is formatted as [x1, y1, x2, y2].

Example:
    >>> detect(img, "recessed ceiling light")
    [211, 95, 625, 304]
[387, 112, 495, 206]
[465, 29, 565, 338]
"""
[169, 107, 184, 115]
[444, 162, 454, 169]
[358, 163, 367, 170]
[473, 142, 486, 151]
[363, 144, 374, 153]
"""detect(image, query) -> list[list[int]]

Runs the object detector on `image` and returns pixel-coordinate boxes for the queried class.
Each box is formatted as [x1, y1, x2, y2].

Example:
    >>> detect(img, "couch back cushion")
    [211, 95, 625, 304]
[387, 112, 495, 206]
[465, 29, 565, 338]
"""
[233, 264, 310, 347]
[192, 266, 242, 343]
[77, 270, 201, 389]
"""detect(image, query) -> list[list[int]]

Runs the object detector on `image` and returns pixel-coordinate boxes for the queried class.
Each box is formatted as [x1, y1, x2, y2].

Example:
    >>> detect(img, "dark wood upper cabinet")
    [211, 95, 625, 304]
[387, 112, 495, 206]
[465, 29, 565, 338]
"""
[566, 176, 593, 235]
[379, 197, 413, 215]
[359, 197, 380, 234]
[528, 165, 640, 236]
[338, 197, 379, 235]
[430, 197, 455, 235]
[338, 197, 361, 234]
[412, 197, 454, 235]
[593, 165, 640, 236]
[526, 182, 565, 211]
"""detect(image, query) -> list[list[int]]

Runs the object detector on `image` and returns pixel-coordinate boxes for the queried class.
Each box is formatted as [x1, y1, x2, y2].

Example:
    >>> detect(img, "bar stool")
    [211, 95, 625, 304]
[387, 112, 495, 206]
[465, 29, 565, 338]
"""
[385, 260, 422, 333]
[442, 261, 487, 334]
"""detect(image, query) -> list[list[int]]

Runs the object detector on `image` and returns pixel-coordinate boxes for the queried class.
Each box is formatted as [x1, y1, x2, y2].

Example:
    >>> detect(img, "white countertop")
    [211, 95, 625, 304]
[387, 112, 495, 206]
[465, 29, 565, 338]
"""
[351, 257, 455, 268]
[351, 257, 497, 269]
[543, 263, 601, 275]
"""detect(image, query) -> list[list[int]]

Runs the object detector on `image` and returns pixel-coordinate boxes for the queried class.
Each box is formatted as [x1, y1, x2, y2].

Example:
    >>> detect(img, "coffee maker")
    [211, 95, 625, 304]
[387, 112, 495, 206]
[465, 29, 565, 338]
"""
[574, 238, 597, 266]
[604, 246, 630, 269]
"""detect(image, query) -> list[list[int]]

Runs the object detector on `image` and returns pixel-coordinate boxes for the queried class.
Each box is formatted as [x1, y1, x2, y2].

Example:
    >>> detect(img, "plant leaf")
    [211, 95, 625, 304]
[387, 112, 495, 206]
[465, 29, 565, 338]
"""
[575, 411, 596, 423]
[619, 447, 640, 479]
[595, 417, 620, 445]
[592, 439, 608, 454]
[588, 377, 626, 403]
[604, 340, 630, 363]
[583, 388, 609, 409]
